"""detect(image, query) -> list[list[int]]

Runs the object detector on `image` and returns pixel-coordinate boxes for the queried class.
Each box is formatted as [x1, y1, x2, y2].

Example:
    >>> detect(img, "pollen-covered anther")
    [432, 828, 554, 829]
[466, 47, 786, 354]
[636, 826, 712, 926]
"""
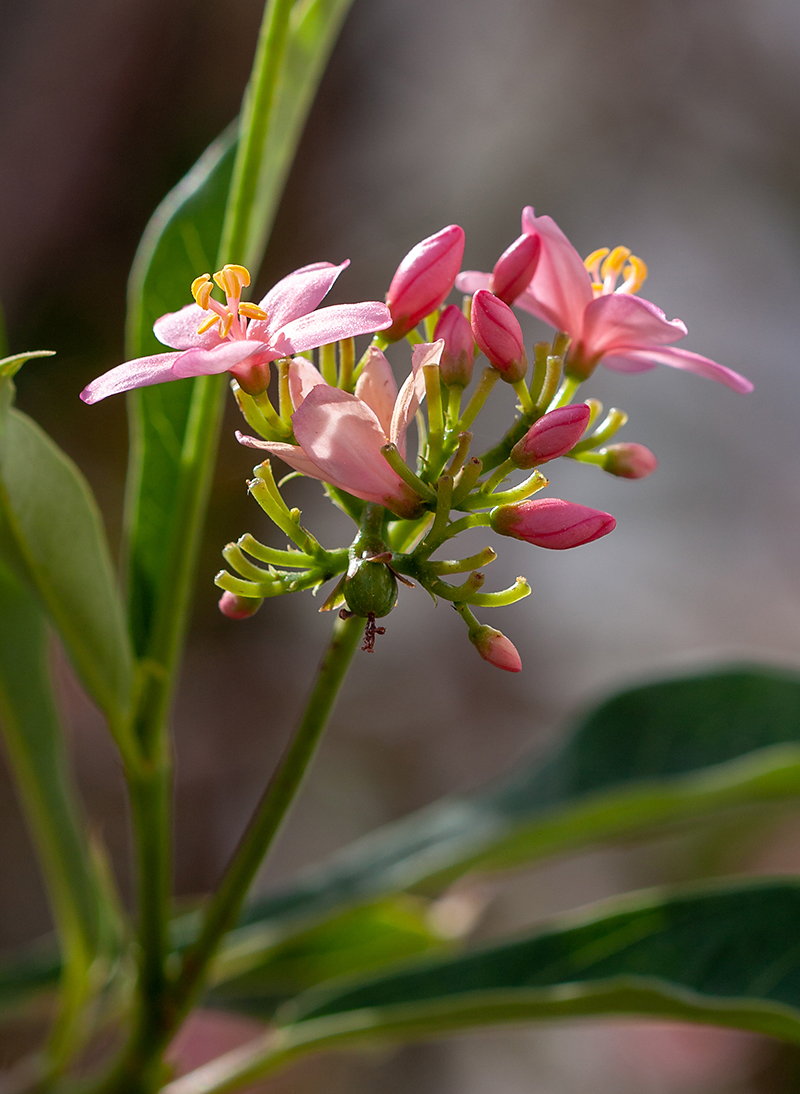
[214, 264, 251, 298]
[197, 313, 222, 336]
[583, 248, 609, 288]
[584, 246, 647, 296]
[219, 312, 234, 338]
[191, 274, 213, 310]
[239, 302, 269, 321]
[620, 254, 648, 294]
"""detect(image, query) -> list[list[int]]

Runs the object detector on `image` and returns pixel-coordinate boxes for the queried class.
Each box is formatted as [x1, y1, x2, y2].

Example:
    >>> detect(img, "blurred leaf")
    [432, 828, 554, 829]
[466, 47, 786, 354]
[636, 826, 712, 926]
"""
[124, 0, 355, 657]
[169, 880, 800, 1092]
[0, 396, 134, 733]
[232, 666, 800, 933]
[0, 350, 55, 379]
[208, 897, 448, 1014]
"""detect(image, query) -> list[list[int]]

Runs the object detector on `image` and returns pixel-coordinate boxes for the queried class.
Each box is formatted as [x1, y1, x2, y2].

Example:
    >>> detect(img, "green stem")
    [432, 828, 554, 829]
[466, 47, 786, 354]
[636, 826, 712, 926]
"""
[170, 613, 362, 1023]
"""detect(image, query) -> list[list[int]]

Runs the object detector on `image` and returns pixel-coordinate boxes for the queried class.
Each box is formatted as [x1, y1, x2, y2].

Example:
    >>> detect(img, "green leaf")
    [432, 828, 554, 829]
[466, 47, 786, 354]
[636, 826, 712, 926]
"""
[0, 402, 134, 736]
[233, 666, 800, 934]
[0, 561, 118, 1064]
[165, 880, 800, 1093]
[0, 350, 55, 379]
[208, 897, 448, 1014]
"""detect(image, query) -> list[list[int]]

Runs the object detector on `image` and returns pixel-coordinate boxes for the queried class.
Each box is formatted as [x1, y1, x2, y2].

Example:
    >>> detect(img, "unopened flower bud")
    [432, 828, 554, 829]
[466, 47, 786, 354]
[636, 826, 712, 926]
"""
[219, 591, 263, 619]
[511, 404, 590, 468]
[490, 233, 541, 305]
[343, 559, 398, 618]
[384, 225, 466, 341]
[601, 443, 658, 479]
[490, 498, 616, 550]
[470, 290, 527, 383]
[434, 305, 474, 387]
[469, 625, 522, 672]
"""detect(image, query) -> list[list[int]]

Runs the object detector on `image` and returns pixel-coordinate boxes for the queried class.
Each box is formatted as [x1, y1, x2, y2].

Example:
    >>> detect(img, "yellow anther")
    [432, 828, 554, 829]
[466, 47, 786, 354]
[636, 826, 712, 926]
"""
[219, 312, 234, 338]
[620, 254, 648, 294]
[239, 302, 269, 321]
[213, 264, 252, 299]
[213, 269, 230, 295]
[191, 273, 213, 309]
[224, 264, 251, 289]
[583, 248, 609, 281]
[197, 313, 221, 336]
[600, 246, 631, 281]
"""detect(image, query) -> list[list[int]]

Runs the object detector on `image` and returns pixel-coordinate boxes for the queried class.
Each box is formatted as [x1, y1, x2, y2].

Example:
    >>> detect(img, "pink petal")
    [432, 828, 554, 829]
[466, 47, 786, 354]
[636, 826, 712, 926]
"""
[454, 270, 492, 295]
[236, 433, 328, 479]
[581, 293, 687, 356]
[270, 302, 392, 357]
[172, 340, 271, 379]
[154, 304, 225, 350]
[389, 340, 440, 456]
[600, 346, 754, 392]
[518, 207, 594, 335]
[288, 356, 328, 410]
[292, 386, 421, 515]
[252, 261, 348, 334]
[354, 348, 397, 435]
[80, 351, 185, 403]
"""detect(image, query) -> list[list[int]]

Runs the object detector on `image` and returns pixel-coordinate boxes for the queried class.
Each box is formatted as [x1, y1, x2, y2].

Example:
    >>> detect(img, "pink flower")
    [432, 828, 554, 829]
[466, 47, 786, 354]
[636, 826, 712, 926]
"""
[457, 209, 752, 393]
[434, 305, 474, 388]
[490, 497, 616, 549]
[470, 290, 527, 383]
[511, 403, 591, 468]
[81, 262, 392, 403]
[237, 342, 444, 519]
[487, 232, 542, 305]
[601, 442, 658, 479]
[384, 226, 465, 342]
[469, 625, 522, 672]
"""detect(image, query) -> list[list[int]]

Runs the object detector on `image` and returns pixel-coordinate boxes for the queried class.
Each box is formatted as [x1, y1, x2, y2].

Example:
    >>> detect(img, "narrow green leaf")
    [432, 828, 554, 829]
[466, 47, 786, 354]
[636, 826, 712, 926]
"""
[164, 881, 800, 1094]
[0, 403, 134, 736]
[0, 350, 55, 379]
[233, 667, 800, 934]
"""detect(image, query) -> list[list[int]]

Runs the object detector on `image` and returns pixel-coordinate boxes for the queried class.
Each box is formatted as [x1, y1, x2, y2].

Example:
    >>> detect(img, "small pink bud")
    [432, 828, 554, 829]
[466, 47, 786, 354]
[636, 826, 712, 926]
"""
[602, 443, 658, 479]
[470, 625, 522, 672]
[384, 225, 466, 341]
[511, 404, 591, 468]
[490, 497, 616, 550]
[490, 233, 541, 305]
[470, 289, 528, 383]
[219, 591, 263, 619]
[433, 305, 474, 387]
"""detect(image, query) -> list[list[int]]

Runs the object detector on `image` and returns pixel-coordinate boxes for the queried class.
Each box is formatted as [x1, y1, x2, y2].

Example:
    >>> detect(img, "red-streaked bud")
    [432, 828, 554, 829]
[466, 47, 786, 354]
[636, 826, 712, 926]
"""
[218, 591, 263, 619]
[490, 233, 541, 305]
[469, 625, 522, 672]
[511, 404, 591, 468]
[434, 304, 474, 387]
[470, 289, 527, 383]
[490, 498, 616, 550]
[384, 225, 466, 341]
[601, 443, 658, 479]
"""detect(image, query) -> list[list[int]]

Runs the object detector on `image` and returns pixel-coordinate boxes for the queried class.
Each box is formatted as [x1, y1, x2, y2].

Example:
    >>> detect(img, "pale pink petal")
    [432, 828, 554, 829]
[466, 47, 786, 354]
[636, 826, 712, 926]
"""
[454, 270, 492, 295]
[80, 351, 185, 404]
[269, 302, 392, 357]
[519, 207, 594, 334]
[389, 340, 441, 456]
[288, 356, 328, 410]
[601, 346, 754, 392]
[252, 261, 348, 334]
[354, 348, 397, 435]
[292, 386, 421, 515]
[581, 293, 687, 357]
[154, 304, 225, 350]
[236, 433, 328, 479]
[172, 340, 270, 379]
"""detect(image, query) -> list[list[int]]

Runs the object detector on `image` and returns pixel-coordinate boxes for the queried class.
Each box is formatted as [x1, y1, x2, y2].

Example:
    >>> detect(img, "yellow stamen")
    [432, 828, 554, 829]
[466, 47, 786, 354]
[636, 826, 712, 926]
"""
[620, 255, 648, 294]
[212, 269, 230, 295]
[600, 246, 631, 283]
[583, 248, 609, 281]
[224, 264, 251, 290]
[239, 302, 269, 321]
[197, 313, 221, 336]
[219, 312, 234, 338]
[213, 264, 252, 298]
[191, 274, 213, 309]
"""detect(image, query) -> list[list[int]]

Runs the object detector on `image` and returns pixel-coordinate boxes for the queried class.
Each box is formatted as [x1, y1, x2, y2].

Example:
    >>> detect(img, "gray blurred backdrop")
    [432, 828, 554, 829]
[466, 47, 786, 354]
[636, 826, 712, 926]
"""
[1, 0, 800, 1090]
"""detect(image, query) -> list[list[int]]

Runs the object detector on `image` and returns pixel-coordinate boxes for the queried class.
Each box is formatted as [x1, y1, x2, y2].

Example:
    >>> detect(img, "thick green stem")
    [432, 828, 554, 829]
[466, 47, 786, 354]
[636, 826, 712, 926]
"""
[170, 613, 362, 1023]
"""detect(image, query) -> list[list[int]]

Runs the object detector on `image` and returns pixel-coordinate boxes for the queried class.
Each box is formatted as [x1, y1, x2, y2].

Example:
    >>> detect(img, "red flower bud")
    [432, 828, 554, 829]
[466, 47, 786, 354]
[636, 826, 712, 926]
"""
[511, 404, 591, 468]
[602, 443, 658, 479]
[470, 289, 528, 383]
[384, 225, 465, 341]
[469, 625, 522, 672]
[218, 591, 263, 619]
[490, 233, 541, 304]
[433, 305, 474, 387]
[490, 498, 616, 550]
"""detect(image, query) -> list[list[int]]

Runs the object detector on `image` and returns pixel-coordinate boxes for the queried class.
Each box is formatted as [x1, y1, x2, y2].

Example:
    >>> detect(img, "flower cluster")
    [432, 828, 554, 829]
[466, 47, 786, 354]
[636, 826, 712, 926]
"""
[84, 210, 752, 670]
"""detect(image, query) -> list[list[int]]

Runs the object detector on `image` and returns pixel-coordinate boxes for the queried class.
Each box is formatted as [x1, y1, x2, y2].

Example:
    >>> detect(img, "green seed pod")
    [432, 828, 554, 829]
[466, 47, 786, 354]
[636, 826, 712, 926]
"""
[343, 559, 398, 619]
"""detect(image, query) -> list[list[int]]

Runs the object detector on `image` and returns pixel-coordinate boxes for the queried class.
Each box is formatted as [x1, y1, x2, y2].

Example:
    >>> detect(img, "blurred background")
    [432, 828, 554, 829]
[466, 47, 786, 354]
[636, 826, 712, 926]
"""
[2, 0, 800, 1089]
